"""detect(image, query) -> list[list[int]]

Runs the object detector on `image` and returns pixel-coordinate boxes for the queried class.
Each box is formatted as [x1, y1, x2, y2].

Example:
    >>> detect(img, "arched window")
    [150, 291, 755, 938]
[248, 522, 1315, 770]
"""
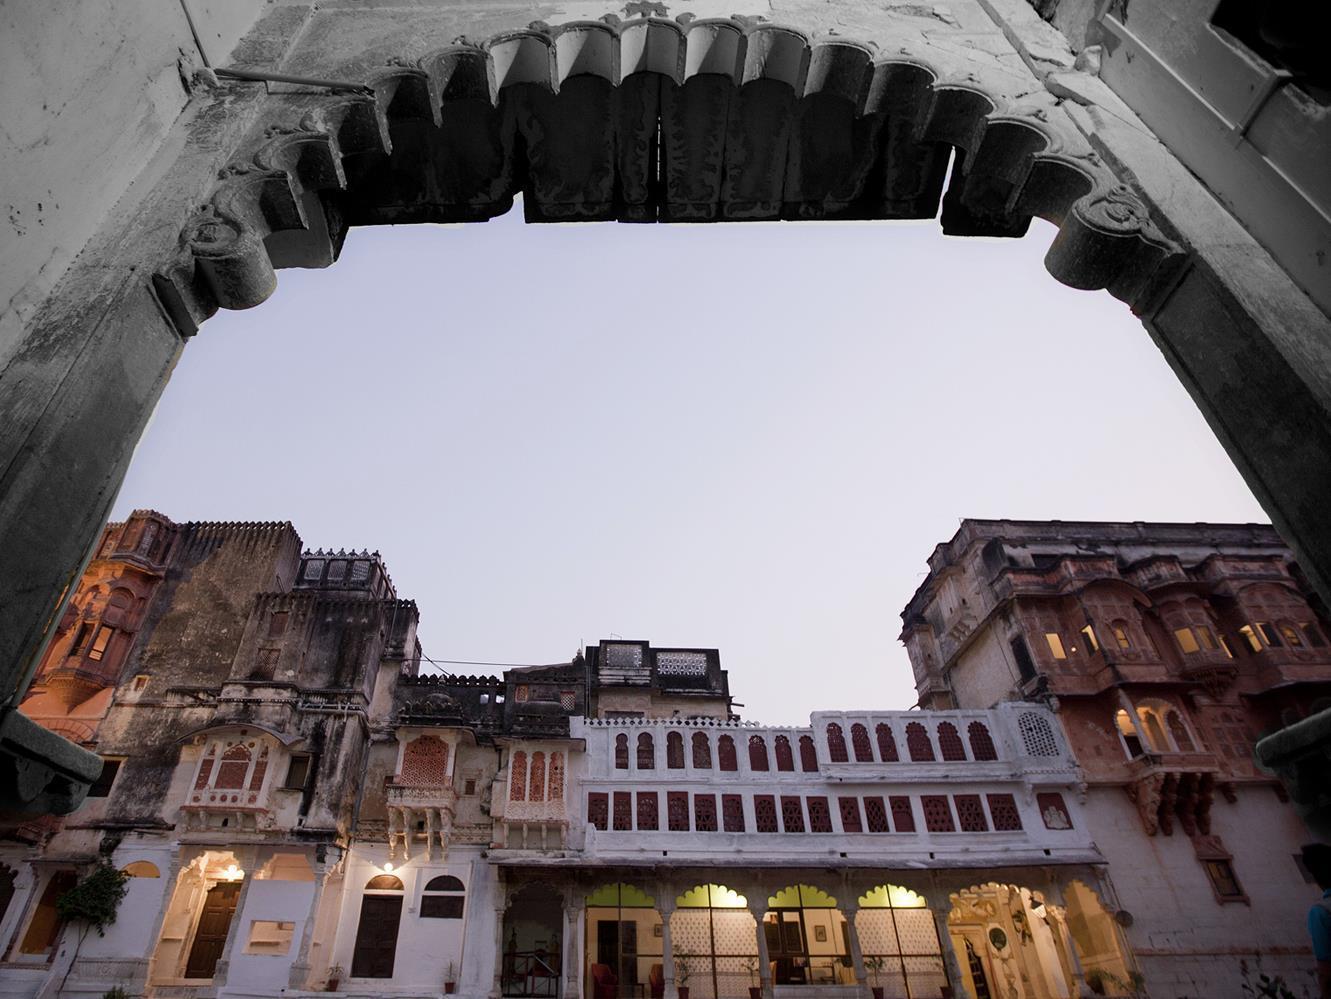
[667, 731, 685, 769]
[774, 735, 794, 771]
[1114, 709, 1143, 758]
[851, 724, 873, 763]
[692, 732, 712, 769]
[614, 734, 629, 770]
[400, 735, 449, 785]
[548, 752, 565, 800]
[937, 722, 966, 762]
[718, 735, 737, 772]
[529, 751, 546, 801]
[353, 875, 405, 978]
[798, 735, 819, 772]
[421, 875, 465, 918]
[967, 721, 998, 761]
[510, 751, 527, 801]
[826, 723, 849, 763]
[1110, 620, 1133, 650]
[875, 724, 899, 762]
[215, 744, 251, 789]
[749, 735, 770, 771]
[1166, 711, 1196, 752]
[905, 722, 935, 762]
[637, 732, 655, 769]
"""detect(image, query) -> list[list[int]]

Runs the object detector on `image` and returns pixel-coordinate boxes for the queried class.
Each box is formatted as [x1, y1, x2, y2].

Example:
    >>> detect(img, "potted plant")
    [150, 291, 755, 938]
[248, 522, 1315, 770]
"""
[743, 955, 762, 999]
[326, 964, 345, 992]
[445, 960, 458, 994]
[675, 956, 692, 999]
[864, 955, 886, 999]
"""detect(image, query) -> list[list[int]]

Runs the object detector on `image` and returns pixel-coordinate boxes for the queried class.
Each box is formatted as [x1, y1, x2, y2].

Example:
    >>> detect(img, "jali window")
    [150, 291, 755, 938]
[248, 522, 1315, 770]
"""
[692, 732, 712, 769]
[922, 796, 955, 833]
[668, 791, 690, 832]
[774, 735, 794, 771]
[807, 796, 832, 833]
[937, 722, 966, 762]
[876, 724, 899, 762]
[967, 722, 997, 761]
[718, 735, 738, 772]
[588, 793, 609, 830]
[838, 797, 863, 833]
[613, 792, 632, 831]
[851, 723, 873, 762]
[780, 796, 805, 833]
[695, 793, 718, 832]
[637, 792, 659, 831]
[755, 795, 779, 832]
[826, 723, 849, 763]
[864, 796, 890, 833]
[722, 794, 745, 832]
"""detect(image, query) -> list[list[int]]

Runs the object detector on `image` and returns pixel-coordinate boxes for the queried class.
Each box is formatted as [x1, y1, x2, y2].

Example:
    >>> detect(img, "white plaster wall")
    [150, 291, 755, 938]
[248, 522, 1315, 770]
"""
[326, 843, 479, 995]
[1083, 786, 1317, 997]
[78, 846, 174, 961]
[225, 877, 315, 995]
[0, 0, 269, 362]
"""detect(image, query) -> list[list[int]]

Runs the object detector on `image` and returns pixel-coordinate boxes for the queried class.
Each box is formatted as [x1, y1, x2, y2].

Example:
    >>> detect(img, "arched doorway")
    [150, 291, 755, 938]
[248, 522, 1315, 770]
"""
[586, 883, 663, 999]
[854, 885, 947, 999]
[504, 883, 564, 998]
[671, 884, 757, 999]
[763, 885, 853, 988]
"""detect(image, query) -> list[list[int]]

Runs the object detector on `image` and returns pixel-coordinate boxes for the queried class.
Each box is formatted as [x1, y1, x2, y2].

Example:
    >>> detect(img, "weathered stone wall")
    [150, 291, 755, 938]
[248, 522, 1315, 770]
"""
[0, 0, 269, 365]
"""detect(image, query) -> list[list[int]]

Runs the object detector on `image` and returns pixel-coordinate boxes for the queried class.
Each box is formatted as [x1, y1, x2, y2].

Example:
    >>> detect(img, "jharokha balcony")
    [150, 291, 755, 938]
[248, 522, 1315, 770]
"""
[385, 777, 458, 861]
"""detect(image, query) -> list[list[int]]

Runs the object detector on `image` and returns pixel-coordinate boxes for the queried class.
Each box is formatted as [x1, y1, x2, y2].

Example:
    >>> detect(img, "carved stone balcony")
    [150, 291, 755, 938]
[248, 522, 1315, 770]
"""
[498, 797, 568, 851]
[386, 779, 457, 860]
[180, 786, 273, 832]
[1124, 753, 1220, 837]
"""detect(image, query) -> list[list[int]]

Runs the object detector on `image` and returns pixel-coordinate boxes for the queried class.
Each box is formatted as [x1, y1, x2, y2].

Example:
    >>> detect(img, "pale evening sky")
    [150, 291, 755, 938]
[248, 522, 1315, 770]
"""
[111, 206, 1268, 723]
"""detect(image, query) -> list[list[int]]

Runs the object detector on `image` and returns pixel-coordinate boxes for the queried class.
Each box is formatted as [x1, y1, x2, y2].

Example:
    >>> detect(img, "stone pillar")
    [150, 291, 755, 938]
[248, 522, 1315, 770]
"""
[660, 897, 677, 999]
[1116, 689, 1150, 750]
[751, 897, 773, 999]
[492, 896, 509, 999]
[1045, 878, 1088, 997]
[211, 847, 260, 989]
[565, 892, 585, 999]
[288, 856, 334, 989]
[924, 880, 965, 999]
[841, 902, 869, 999]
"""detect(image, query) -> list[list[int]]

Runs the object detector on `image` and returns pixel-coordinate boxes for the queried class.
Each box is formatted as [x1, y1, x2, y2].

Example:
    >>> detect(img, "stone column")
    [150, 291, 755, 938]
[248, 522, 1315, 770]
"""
[564, 891, 585, 999]
[1115, 690, 1150, 750]
[211, 846, 260, 990]
[288, 855, 333, 989]
[750, 897, 773, 999]
[492, 895, 509, 999]
[841, 902, 869, 999]
[659, 897, 677, 999]
[1045, 878, 1088, 997]
[924, 880, 965, 999]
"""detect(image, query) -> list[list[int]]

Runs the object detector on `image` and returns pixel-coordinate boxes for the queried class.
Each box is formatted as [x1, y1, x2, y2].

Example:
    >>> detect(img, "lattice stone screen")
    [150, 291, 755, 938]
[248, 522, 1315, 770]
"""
[657, 652, 707, 676]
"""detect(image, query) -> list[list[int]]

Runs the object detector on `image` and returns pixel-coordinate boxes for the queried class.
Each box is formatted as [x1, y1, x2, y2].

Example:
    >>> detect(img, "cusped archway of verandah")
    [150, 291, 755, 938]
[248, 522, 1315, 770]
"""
[947, 879, 1134, 999]
[586, 883, 663, 999]
[671, 884, 756, 999]
[854, 884, 946, 999]
[156, 15, 1179, 332]
[504, 882, 566, 998]
[763, 884, 854, 989]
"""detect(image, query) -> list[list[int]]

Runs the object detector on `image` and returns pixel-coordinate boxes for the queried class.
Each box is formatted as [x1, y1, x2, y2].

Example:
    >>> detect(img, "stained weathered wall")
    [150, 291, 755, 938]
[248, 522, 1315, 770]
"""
[0, 0, 270, 365]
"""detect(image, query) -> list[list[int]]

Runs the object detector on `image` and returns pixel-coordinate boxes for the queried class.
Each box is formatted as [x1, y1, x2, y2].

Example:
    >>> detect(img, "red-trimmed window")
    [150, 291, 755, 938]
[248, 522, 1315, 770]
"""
[722, 794, 745, 832]
[666, 731, 685, 769]
[968, 721, 998, 761]
[851, 723, 873, 762]
[755, 795, 779, 832]
[838, 796, 863, 833]
[799, 735, 819, 772]
[695, 793, 718, 831]
[637, 733, 656, 769]
[692, 732, 712, 769]
[774, 735, 794, 772]
[749, 735, 770, 772]
[876, 723, 899, 762]
[612, 792, 632, 831]
[907, 722, 936, 762]
[890, 796, 915, 832]
[637, 792, 659, 831]
[987, 793, 1022, 831]
[509, 751, 527, 802]
[922, 795, 955, 832]
[718, 735, 737, 772]
[588, 793, 609, 830]
[668, 791, 690, 832]
[826, 723, 849, 763]
[954, 794, 988, 832]
[781, 796, 805, 833]
[938, 722, 967, 762]
[864, 796, 890, 833]
[807, 796, 833, 833]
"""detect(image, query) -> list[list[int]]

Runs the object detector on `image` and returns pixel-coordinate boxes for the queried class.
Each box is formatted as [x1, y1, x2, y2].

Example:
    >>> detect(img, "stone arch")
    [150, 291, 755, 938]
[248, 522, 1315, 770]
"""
[854, 884, 943, 998]
[672, 884, 755, 999]
[503, 882, 564, 995]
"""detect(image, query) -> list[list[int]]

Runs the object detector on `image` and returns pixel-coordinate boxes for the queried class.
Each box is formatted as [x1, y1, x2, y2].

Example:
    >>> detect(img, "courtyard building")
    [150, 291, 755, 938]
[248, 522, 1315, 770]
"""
[901, 519, 1329, 995]
[0, 511, 1145, 999]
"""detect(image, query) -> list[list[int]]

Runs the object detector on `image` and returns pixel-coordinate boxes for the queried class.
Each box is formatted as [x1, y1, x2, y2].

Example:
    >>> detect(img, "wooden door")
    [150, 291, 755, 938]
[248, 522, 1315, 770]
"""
[351, 894, 403, 978]
[184, 881, 242, 979]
